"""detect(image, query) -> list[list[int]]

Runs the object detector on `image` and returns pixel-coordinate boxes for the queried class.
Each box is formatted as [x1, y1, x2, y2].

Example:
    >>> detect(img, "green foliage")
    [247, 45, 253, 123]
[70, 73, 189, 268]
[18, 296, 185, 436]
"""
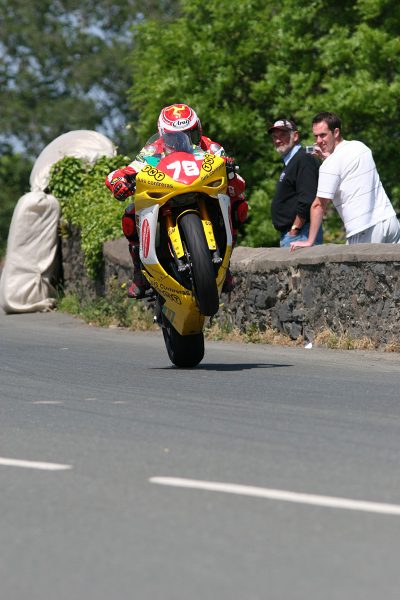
[126, 0, 400, 246]
[57, 282, 156, 330]
[0, 0, 180, 156]
[49, 154, 130, 278]
[3, 0, 399, 251]
[0, 146, 32, 257]
[243, 180, 280, 248]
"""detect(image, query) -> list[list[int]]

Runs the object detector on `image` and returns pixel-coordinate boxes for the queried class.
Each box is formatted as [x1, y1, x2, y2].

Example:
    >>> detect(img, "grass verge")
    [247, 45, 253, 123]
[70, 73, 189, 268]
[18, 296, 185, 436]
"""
[57, 286, 157, 331]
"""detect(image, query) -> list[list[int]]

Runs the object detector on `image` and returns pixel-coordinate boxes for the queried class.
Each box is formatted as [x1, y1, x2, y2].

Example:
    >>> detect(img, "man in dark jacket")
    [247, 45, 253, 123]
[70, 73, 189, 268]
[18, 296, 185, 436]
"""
[268, 118, 323, 247]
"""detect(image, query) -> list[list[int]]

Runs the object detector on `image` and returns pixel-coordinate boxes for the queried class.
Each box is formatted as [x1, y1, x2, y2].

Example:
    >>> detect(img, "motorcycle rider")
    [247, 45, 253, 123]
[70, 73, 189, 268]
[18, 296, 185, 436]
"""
[105, 103, 248, 298]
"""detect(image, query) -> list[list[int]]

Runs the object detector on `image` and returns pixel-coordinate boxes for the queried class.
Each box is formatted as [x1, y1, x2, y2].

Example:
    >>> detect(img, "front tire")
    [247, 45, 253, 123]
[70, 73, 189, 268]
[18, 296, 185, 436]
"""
[162, 321, 205, 368]
[179, 212, 219, 316]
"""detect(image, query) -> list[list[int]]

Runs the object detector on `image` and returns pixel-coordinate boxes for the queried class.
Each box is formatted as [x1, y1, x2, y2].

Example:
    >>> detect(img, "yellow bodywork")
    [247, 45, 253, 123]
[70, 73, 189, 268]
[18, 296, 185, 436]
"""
[135, 153, 227, 210]
[135, 153, 232, 335]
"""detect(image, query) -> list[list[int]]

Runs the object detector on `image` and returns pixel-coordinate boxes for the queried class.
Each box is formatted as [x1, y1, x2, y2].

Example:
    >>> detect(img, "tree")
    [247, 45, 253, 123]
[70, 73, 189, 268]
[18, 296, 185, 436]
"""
[0, 0, 179, 157]
[0, 146, 32, 257]
[314, 0, 400, 204]
[126, 0, 400, 246]
[0, 0, 178, 256]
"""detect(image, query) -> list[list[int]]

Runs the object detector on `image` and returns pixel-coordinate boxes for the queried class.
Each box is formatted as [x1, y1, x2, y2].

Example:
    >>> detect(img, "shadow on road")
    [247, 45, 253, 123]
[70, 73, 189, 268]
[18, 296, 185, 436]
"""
[154, 363, 293, 372]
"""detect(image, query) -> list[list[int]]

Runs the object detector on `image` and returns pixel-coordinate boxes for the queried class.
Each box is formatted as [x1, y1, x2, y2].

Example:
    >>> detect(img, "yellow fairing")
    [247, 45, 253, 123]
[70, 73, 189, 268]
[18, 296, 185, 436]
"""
[134, 154, 227, 210]
[135, 153, 230, 335]
[143, 263, 207, 335]
[143, 241, 232, 335]
[216, 244, 232, 293]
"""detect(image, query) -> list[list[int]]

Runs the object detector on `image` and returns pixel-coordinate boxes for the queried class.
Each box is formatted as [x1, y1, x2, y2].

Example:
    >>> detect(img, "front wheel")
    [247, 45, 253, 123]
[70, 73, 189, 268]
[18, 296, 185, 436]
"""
[179, 212, 219, 316]
[162, 321, 204, 368]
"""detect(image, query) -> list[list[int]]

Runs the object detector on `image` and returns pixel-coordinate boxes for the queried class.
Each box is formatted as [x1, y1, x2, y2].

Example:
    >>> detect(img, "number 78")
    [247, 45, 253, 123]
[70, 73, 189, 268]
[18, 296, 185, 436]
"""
[166, 160, 200, 179]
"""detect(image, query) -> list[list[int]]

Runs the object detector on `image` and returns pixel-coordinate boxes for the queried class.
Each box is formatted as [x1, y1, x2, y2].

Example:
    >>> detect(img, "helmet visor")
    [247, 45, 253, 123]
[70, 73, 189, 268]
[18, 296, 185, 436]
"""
[189, 124, 201, 146]
[163, 131, 193, 154]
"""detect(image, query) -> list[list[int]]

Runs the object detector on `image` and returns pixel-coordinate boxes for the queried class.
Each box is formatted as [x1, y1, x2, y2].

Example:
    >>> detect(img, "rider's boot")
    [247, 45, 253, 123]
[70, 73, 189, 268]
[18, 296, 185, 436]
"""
[127, 244, 149, 299]
[222, 268, 235, 293]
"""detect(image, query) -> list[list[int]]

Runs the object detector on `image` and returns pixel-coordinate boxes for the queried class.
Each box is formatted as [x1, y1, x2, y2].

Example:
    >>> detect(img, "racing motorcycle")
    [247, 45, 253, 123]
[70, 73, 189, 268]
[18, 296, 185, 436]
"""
[133, 132, 233, 368]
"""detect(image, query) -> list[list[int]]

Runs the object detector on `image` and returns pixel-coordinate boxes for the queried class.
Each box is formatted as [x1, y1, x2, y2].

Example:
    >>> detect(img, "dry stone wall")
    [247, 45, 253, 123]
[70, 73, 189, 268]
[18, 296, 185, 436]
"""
[62, 230, 400, 347]
[60, 225, 104, 298]
[225, 245, 400, 345]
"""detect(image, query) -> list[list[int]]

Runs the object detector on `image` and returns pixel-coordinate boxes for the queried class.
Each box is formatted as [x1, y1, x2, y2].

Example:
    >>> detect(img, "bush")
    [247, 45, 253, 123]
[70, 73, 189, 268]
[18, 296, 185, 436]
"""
[49, 154, 130, 278]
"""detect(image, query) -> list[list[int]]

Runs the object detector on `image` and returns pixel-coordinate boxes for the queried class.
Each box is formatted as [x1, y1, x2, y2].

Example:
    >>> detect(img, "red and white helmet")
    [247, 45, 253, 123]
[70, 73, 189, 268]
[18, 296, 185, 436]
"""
[158, 103, 202, 147]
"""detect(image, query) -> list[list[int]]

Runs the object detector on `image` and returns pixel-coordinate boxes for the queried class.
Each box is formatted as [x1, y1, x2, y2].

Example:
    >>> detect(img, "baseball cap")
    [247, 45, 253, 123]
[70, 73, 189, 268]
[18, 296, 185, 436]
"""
[268, 119, 298, 134]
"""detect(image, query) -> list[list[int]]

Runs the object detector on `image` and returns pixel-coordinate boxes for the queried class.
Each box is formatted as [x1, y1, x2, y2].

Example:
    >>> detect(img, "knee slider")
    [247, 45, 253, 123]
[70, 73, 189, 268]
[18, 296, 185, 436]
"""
[231, 199, 249, 230]
[121, 203, 138, 243]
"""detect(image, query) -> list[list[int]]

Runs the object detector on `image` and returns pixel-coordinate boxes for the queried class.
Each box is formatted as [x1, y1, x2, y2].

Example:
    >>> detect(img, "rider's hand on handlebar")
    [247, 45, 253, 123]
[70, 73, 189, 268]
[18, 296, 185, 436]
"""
[225, 157, 239, 179]
[112, 176, 135, 201]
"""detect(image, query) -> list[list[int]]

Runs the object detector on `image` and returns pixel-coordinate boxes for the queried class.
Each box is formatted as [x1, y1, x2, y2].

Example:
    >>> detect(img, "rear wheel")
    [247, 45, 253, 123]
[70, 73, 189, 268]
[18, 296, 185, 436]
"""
[162, 320, 204, 368]
[179, 212, 219, 316]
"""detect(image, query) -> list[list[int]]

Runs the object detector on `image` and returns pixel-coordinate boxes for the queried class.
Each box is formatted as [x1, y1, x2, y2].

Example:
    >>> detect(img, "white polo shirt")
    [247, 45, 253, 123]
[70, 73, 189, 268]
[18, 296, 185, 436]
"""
[317, 140, 395, 237]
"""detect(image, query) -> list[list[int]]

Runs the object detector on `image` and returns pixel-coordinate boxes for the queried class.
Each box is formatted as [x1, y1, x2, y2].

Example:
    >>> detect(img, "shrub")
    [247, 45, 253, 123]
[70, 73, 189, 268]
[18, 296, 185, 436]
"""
[49, 154, 130, 278]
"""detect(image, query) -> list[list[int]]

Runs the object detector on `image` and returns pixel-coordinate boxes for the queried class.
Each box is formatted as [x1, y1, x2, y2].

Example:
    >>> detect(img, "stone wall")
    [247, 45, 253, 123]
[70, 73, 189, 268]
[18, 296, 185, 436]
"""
[62, 230, 400, 346]
[225, 245, 400, 345]
[60, 225, 104, 299]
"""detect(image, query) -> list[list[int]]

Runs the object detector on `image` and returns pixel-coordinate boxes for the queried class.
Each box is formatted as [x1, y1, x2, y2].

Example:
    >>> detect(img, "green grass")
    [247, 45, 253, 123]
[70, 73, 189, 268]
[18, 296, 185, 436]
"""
[56, 279, 157, 331]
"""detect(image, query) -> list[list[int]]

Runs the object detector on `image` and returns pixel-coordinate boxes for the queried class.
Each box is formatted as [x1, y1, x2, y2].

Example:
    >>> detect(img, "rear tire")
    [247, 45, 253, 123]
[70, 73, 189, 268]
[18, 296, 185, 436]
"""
[162, 321, 204, 368]
[180, 212, 219, 316]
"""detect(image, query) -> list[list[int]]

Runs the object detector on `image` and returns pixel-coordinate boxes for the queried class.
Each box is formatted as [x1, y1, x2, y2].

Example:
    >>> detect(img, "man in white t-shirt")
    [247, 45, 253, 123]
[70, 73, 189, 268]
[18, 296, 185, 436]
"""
[290, 112, 400, 250]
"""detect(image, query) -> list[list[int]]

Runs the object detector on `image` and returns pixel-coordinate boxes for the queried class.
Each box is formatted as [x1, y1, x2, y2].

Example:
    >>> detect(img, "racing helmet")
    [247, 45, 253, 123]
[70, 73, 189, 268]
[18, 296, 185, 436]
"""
[158, 103, 202, 150]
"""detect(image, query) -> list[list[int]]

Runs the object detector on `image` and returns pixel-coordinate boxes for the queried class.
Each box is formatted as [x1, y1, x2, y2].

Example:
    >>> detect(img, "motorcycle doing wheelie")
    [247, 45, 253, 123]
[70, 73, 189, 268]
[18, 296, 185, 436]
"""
[133, 132, 233, 368]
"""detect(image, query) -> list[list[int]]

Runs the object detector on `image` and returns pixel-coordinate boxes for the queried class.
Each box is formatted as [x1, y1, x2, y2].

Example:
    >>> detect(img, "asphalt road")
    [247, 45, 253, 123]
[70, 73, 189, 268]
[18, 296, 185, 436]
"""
[1, 310, 400, 599]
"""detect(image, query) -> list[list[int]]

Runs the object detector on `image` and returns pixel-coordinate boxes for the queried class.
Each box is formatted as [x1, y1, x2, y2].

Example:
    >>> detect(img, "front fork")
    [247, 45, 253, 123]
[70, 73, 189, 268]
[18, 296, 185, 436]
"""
[198, 198, 222, 267]
[161, 200, 222, 270]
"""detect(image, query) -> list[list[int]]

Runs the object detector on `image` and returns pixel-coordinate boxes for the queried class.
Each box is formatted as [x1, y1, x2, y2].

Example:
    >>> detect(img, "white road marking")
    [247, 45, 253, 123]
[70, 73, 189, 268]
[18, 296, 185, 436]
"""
[149, 477, 400, 516]
[0, 457, 72, 471]
[32, 401, 63, 405]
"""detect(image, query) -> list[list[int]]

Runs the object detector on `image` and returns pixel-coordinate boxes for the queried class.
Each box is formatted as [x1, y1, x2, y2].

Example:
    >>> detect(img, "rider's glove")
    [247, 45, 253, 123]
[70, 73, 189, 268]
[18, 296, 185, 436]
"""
[106, 167, 137, 201]
[225, 157, 238, 180]
[112, 177, 132, 200]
